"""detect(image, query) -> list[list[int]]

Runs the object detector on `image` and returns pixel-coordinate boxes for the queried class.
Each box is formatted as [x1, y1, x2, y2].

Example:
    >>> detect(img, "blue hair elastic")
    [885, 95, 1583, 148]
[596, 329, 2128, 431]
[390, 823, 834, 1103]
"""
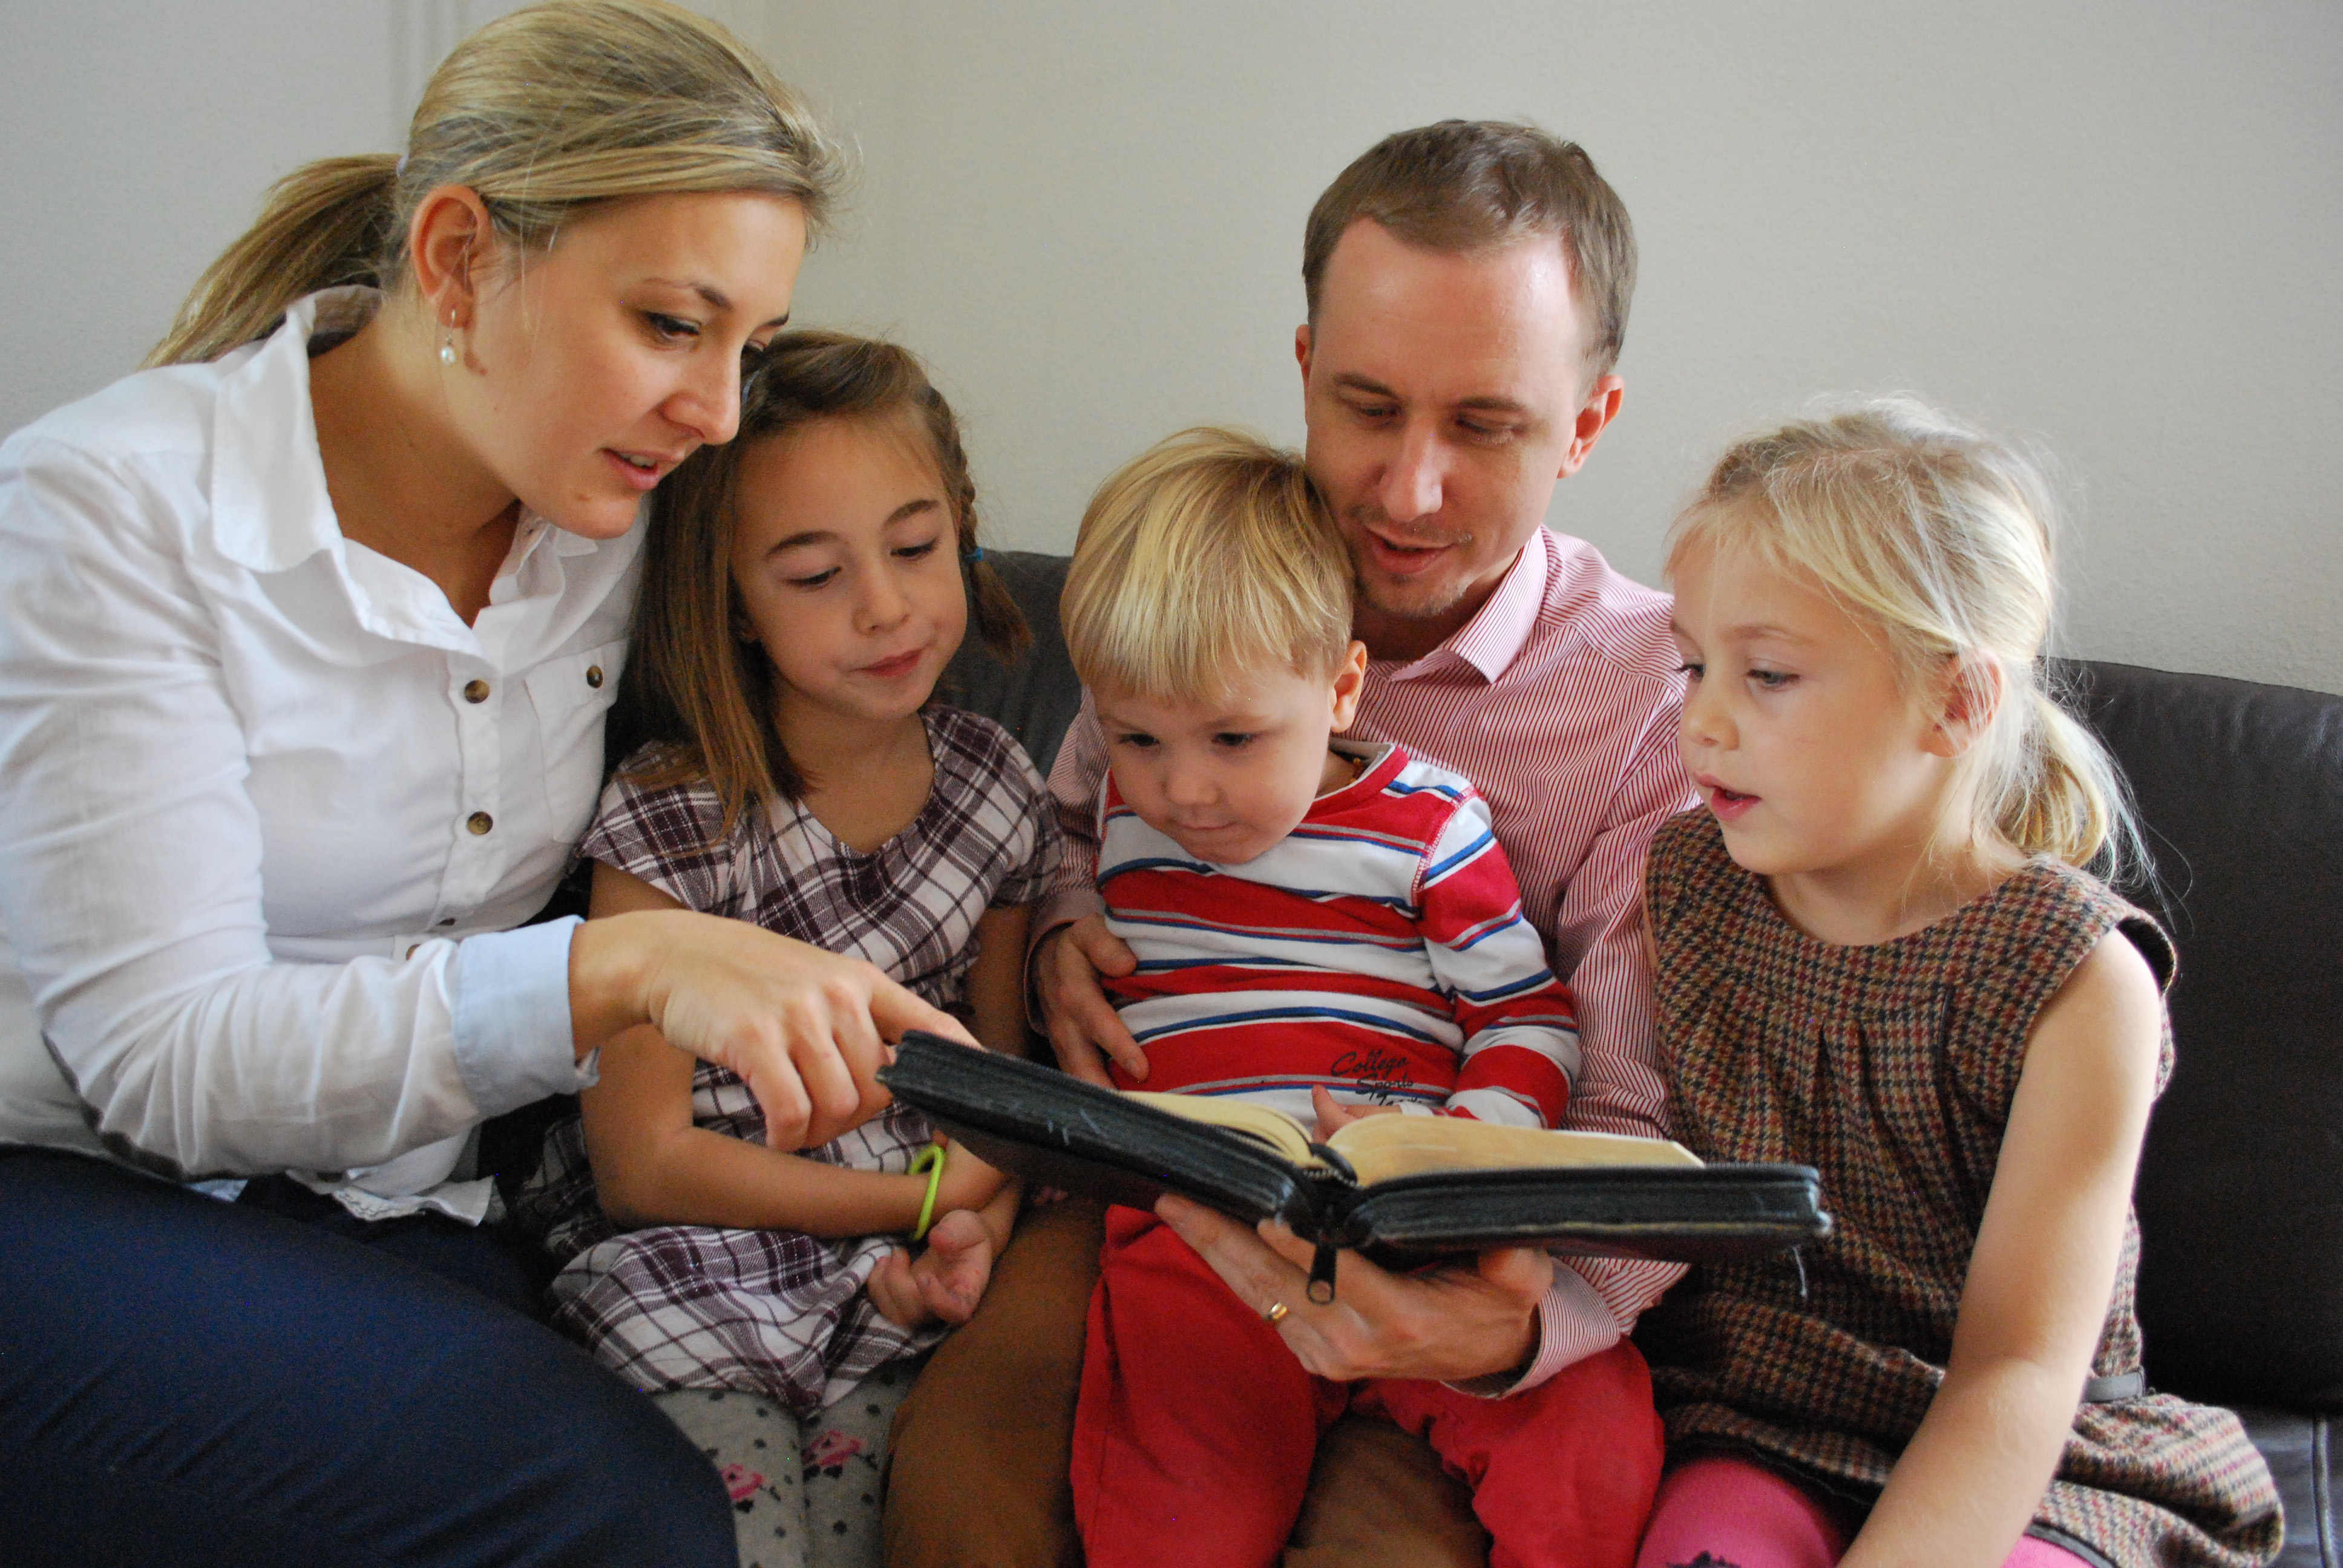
[962, 547, 986, 565]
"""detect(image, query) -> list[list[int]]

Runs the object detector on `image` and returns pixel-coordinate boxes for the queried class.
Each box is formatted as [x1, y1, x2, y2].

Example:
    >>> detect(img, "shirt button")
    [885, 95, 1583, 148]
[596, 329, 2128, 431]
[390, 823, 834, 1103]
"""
[463, 679, 490, 703]
[467, 811, 493, 835]
[586, 665, 605, 689]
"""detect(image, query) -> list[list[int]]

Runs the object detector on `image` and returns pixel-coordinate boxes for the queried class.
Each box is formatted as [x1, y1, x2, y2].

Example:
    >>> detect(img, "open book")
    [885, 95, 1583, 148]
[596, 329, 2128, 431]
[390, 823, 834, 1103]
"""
[878, 1034, 1829, 1299]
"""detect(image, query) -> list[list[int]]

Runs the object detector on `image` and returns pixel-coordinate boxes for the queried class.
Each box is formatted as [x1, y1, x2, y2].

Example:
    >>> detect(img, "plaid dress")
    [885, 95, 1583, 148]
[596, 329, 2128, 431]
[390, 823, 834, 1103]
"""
[1639, 811, 2281, 1568]
[518, 706, 1060, 1416]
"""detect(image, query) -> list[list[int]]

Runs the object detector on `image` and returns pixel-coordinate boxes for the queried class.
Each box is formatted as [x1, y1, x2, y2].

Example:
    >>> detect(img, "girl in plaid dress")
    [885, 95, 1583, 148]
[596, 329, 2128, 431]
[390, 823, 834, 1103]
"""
[1633, 401, 2280, 1568]
[518, 332, 1060, 1567]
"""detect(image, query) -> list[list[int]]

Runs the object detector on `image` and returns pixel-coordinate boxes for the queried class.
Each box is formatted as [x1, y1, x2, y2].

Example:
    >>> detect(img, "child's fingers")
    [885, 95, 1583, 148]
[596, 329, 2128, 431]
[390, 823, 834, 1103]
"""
[916, 1280, 975, 1325]
[1308, 1086, 1403, 1134]
[909, 1210, 994, 1324]
[867, 1247, 929, 1331]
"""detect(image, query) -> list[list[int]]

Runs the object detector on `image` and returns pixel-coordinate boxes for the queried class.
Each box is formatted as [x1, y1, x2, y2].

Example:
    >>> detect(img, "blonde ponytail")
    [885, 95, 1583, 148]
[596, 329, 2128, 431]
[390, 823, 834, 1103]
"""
[2016, 677, 2145, 881]
[1669, 397, 2141, 879]
[149, 0, 841, 367]
[149, 157, 404, 367]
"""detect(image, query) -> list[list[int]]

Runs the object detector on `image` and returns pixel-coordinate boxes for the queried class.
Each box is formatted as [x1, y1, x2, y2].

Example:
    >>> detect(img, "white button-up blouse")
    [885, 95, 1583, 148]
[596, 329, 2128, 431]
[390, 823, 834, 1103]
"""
[0, 290, 637, 1191]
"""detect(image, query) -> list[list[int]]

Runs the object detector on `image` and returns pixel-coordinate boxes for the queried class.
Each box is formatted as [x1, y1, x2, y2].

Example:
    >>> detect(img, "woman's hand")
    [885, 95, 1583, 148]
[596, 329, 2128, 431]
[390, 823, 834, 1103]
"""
[569, 907, 976, 1151]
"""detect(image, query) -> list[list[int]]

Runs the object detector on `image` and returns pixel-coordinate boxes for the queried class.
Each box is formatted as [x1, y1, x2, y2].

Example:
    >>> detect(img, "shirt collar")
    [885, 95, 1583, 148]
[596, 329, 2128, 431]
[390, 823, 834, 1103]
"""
[1384, 528, 1555, 684]
[206, 288, 623, 650]
[208, 287, 373, 577]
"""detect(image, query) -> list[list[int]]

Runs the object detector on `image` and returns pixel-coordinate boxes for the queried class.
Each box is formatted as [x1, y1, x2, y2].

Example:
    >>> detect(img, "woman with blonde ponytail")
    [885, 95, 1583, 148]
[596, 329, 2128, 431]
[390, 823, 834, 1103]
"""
[0, 5, 970, 1564]
[1629, 400, 2279, 1568]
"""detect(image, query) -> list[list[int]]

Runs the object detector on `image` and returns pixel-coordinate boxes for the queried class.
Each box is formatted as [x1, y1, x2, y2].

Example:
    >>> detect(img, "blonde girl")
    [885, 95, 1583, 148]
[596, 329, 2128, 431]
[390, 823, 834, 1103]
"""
[0, 5, 974, 1564]
[1631, 399, 2281, 1568]
[516, 330, 1057, 1565]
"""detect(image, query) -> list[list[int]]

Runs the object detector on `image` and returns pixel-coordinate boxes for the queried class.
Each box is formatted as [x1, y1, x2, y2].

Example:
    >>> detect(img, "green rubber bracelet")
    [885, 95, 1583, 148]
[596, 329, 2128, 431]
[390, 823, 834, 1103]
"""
[910, 1143, 947, 1241]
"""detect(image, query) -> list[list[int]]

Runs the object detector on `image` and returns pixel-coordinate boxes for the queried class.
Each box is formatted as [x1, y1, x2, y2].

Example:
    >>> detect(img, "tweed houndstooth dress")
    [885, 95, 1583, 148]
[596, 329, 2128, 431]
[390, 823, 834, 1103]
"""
[1638, 811, 2281, 1567]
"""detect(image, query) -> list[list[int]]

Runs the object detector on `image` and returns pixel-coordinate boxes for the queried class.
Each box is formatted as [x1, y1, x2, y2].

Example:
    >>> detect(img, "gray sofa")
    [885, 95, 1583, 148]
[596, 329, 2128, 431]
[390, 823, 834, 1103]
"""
[943, 549, 2343, 1566]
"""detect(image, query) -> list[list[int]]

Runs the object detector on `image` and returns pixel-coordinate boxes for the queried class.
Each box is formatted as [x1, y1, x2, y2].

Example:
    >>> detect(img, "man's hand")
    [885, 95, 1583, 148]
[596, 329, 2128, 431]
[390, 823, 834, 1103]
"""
[1034, 914, 1147, 1086]
[1155, 1193, 1550, 1383]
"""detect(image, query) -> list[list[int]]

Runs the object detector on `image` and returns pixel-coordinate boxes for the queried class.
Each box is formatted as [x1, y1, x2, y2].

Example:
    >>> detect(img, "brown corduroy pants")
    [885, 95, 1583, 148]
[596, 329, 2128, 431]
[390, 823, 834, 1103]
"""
[882, 1196, 1489, 1568]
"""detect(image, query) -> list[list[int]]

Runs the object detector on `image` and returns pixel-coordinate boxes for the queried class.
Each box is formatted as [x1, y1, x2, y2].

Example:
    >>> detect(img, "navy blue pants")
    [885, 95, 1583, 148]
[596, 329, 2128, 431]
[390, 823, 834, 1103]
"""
[0, 1149, 735, 1567]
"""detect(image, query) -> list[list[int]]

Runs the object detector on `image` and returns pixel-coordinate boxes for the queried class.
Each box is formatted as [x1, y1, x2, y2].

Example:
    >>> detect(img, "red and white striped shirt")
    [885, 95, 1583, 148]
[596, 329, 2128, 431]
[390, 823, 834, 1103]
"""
[1099, 739, 1579, 1131]
[1044, 528, 1695, 1390]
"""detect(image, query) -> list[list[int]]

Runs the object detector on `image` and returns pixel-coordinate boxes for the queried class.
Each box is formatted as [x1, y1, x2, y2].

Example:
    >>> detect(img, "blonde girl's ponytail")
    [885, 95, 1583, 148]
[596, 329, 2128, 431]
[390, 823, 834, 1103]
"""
[2017, 674, 2146, 881]
[1668, 397, 2144, 882]
[148, 0, 842, 367]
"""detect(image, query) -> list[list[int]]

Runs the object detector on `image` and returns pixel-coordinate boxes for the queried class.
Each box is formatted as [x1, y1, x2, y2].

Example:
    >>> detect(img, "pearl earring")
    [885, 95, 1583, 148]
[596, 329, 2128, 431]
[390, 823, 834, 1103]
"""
[439, 334, 457, 367]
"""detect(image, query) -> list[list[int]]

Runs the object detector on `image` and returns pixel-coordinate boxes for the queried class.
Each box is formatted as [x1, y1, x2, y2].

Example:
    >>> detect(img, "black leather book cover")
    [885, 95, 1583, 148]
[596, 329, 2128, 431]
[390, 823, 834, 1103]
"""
[878, 1034, 1829, 1269]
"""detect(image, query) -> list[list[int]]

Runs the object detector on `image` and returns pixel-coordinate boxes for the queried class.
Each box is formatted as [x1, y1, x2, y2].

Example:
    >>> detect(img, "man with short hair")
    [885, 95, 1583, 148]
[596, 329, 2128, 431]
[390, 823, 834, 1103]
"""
[886, 121, 1694, 1568]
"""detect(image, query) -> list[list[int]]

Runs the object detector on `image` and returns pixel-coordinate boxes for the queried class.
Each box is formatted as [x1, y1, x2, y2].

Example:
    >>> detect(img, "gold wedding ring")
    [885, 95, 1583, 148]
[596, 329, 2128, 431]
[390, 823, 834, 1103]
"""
[1264, 1301, 1290, 1324]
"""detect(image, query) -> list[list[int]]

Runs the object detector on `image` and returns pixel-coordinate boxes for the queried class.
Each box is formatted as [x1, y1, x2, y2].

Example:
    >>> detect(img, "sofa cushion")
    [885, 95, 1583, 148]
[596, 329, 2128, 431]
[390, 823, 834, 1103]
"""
[2063, 661, 2343, 1412]
[2235, 1406, 2336, 1568]
[941, 550, 1081, 780]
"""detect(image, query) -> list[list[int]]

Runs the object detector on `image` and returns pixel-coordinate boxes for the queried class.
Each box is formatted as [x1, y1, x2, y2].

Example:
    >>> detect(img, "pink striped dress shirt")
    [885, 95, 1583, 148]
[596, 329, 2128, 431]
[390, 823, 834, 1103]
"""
[1041, 528, 1697, 1393]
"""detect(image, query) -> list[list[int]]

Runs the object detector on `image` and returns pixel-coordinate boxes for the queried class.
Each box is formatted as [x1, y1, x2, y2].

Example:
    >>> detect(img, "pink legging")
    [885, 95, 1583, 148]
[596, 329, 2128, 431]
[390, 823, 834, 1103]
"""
[1634, 1455, 2093, 1568]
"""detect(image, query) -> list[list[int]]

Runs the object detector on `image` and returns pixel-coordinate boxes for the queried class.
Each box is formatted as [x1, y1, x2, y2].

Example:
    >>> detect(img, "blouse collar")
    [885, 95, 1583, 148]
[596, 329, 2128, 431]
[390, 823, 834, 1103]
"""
[206, 287, 617, 652]
[207, 287, 362, 577]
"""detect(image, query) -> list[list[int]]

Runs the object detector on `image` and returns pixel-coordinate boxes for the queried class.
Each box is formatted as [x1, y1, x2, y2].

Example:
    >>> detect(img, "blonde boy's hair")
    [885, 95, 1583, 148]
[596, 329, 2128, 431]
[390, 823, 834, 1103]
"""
[1668, 396, 2139, 877]
[1063, 428, 1352, 704]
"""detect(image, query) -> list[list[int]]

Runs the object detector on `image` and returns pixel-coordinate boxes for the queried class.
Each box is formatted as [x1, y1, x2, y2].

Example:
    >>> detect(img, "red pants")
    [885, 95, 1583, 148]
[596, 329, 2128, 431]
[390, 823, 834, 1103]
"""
[1071, 1207, 1664, 1568]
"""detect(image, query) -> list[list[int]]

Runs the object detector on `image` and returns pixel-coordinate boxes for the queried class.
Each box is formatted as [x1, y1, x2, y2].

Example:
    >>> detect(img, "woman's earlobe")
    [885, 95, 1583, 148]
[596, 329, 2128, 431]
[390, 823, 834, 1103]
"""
[407, 183, 495, 350]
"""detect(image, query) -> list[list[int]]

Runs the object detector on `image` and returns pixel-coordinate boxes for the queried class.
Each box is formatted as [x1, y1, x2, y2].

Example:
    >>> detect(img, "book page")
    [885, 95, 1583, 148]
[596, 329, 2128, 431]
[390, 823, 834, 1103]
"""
[1120, 1091, 1321, 1167]
[1327, 1114, 1701, 1187]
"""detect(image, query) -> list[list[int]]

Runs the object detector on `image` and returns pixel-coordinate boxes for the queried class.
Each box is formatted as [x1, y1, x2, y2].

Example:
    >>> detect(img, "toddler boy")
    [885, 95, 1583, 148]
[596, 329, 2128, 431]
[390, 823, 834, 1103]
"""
[1058, 428, 1663, 1568]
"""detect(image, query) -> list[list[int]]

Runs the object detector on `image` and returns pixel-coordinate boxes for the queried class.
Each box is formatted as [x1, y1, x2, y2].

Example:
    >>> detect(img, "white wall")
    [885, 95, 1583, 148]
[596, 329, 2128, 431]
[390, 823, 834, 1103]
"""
[6, 2, 2338, 694]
